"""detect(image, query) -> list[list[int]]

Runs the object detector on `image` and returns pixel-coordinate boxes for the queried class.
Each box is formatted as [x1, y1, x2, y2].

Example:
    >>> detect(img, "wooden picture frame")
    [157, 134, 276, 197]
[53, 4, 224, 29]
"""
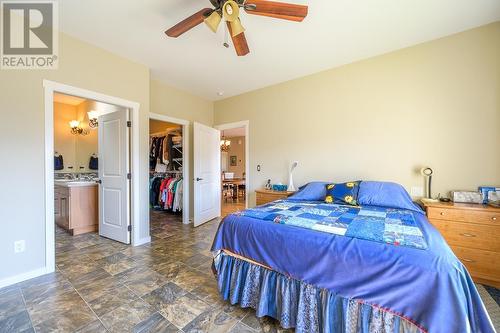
[230, 155, 237, 166]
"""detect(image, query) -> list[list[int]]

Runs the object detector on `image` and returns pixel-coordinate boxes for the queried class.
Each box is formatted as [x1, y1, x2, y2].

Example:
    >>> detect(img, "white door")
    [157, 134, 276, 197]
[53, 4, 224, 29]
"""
[193, 122, 221, 227]
[98, 110, 130, 243]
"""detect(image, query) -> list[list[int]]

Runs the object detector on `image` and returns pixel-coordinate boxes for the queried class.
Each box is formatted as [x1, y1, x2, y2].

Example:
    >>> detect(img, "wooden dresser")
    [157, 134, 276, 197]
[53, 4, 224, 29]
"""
[255, 189, 294, 205]
[423, 201, 500, 288]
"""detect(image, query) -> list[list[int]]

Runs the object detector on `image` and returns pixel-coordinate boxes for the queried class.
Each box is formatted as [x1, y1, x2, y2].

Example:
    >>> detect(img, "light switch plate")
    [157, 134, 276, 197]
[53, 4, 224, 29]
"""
[14, 240, 25, 253]
[410, 186, 424, 197]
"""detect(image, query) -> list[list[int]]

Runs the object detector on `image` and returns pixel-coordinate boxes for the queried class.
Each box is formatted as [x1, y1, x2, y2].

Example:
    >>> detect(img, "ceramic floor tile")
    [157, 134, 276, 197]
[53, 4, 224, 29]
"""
[132, 312, 178, 333]
[229, 322, 257, 333]
[100, 298, 155, 332]
[88, 285, 138, 316]
[33, 306, 97, 333]
[182, 309, 239, 333]
[0, 310, 32, 333]
[159, 293, 211, 329]
[0, 210, 497, 333]
[0, 288, 26, 321]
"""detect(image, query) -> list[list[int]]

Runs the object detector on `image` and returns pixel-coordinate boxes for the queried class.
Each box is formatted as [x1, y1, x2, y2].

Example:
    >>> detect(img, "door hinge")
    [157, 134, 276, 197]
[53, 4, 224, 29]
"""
[128, 225, 132, 232]
[127, 173, 131, 180]
[127, 121, 131, 128]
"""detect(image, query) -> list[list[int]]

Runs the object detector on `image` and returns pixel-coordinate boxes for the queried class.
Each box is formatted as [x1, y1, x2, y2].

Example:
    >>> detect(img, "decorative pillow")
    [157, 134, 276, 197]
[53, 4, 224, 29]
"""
[325, 181, 360, 205]
[357, 181, 424, 213]
[288, 181, 330, 201]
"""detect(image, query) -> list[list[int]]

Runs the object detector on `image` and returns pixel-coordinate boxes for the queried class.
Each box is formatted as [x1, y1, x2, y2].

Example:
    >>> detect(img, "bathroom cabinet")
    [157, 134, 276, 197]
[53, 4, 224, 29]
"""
[55, 183, 98, 235]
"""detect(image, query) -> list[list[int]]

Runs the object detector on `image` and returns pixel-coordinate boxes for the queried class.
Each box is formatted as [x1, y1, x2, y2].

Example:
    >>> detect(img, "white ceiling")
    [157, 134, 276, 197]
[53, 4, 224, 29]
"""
[59, 0, 500, 101]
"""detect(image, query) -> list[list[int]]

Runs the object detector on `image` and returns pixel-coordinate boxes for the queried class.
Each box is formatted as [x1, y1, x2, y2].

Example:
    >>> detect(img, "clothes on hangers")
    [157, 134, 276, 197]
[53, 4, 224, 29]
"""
[150, 128, 182, 170]
[149, 174, 183, 213]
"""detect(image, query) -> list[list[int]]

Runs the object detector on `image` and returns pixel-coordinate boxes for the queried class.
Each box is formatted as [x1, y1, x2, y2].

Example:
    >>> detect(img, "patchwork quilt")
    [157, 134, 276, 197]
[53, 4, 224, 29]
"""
[237, 200, 427, 249]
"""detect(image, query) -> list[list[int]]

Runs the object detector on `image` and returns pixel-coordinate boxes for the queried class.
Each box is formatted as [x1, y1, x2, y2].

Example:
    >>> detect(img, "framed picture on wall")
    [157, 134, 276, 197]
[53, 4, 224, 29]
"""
[230, 155, 237, 166]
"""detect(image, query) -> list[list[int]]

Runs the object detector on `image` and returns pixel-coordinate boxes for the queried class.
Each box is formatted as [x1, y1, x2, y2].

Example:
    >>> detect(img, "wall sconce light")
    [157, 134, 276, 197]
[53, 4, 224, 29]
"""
[69, 120, 88, 135]
[87, 110, 98, 129]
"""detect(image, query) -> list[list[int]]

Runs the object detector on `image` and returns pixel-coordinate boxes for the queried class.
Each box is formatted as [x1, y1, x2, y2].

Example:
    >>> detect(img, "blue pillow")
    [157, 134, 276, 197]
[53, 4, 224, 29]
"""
[288, 181, 329, 201]
[358, 181, 423, 213]
[325, 181, 360, 205]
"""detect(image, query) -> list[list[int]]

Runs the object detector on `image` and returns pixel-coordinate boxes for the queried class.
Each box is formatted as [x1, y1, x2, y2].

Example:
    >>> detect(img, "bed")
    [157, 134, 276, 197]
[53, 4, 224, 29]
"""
[211, 181, 495, 333]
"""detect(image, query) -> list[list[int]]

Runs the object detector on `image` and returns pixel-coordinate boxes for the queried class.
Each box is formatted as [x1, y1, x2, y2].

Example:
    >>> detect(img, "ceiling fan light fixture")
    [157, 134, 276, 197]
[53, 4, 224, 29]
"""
[204, 10, 222, 33]
[222, 0, 240, 22]
[229, 18, 245, 37]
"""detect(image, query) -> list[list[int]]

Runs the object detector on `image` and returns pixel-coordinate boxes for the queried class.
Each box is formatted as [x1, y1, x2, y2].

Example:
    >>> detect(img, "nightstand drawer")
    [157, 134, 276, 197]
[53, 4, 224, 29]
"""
[450, 245, 500, 283]
[430, 219, 500, 252]
[427, 207, 499, 226]
[255, 190, 293, 206]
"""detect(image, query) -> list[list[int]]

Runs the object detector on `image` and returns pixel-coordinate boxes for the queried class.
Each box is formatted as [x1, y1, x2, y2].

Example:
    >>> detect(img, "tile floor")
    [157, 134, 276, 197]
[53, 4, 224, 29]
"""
[0, 211, 498, 333]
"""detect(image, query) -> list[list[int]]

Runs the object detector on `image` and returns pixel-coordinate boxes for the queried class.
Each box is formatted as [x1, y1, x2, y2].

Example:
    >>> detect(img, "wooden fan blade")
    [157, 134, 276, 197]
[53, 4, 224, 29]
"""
[165, 8, 212, 37]
[244, 0, 308, 22]
[227, 22, 250, 56]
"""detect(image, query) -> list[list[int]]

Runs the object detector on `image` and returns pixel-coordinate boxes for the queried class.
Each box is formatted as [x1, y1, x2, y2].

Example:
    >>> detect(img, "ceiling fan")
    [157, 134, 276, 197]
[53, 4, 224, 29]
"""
[165, 0, 308, 56]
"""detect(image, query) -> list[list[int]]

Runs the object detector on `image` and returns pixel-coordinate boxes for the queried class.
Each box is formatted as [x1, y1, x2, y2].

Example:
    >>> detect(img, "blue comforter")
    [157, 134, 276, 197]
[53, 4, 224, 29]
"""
[211, 200, 495, 333]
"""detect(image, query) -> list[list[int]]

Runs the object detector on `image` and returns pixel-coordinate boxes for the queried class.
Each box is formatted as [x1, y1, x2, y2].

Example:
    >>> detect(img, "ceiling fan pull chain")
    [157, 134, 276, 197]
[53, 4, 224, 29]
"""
[223, 23, 230, 48]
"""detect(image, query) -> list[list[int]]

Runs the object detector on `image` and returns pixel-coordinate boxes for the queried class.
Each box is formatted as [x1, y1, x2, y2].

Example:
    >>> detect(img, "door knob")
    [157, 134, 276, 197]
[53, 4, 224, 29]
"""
[196, 177, 203, 181]
[95, 179, 102, 184]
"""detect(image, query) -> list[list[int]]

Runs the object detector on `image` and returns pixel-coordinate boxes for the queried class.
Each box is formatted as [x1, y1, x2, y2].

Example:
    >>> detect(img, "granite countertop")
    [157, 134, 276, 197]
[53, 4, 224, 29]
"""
[54, 180, 98, 188]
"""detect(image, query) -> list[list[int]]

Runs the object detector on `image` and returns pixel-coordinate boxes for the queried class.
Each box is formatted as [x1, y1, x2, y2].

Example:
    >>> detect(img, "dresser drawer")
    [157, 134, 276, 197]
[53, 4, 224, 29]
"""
[450, 245, 500, 283]
[430, 219, 500, 252]
[427, 207, 499, 226]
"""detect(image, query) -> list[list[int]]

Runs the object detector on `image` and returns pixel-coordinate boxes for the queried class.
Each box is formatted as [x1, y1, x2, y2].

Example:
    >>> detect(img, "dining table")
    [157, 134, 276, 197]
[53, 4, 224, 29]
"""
[222, 178, 246, 202]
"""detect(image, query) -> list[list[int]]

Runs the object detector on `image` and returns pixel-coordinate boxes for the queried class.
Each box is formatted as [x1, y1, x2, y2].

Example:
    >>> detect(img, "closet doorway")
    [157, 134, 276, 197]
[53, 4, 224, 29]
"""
[149, 114, 189, 227]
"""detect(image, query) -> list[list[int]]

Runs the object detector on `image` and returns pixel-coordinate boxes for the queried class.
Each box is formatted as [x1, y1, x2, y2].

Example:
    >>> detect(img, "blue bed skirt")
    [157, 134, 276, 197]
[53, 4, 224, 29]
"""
[214, 252, 421, 333]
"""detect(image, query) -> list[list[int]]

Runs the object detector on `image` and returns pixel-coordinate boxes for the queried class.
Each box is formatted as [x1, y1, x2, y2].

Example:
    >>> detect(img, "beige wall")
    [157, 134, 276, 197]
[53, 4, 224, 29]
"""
[150, 79, 214, 218]
[54, 102, 77, 171]
[0, 33, 213, 283]
[0, 32, 152, 282]
[53, 100, 99, 173]
[214, 22, 500, 206]
[149, 119, 180, 134]
[75, 101, 99, 172]
[225, 136, 246, 178]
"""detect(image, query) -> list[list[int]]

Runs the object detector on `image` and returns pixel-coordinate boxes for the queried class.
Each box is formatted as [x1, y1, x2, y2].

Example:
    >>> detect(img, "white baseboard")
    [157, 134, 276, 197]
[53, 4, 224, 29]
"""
[134, 236, 151, 246]
[0, 267, 49, 290]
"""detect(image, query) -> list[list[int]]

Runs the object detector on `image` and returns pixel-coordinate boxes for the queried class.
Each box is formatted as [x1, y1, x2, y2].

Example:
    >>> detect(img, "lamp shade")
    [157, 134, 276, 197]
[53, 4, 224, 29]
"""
[229, 18, 245, 37]
[420, 167, 433, 176]
[204, 11, 222, 33]
[69, 120, 80, 128]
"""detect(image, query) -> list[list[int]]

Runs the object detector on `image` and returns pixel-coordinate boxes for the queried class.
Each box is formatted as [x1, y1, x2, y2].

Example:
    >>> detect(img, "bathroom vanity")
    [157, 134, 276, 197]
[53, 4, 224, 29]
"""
[55, 180, 98, 235]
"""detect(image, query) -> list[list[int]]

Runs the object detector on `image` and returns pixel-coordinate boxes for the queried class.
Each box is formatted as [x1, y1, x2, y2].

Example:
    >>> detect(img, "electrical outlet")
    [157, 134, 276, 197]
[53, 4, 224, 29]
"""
[410, 186, 424, 197]
[14, 240, 25, 253]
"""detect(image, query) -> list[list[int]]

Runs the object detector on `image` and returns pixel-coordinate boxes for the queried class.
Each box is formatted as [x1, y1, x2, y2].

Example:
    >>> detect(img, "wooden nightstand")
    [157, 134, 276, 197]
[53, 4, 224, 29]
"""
[255, 189, 294, 205]
[422, 201, 500, 288]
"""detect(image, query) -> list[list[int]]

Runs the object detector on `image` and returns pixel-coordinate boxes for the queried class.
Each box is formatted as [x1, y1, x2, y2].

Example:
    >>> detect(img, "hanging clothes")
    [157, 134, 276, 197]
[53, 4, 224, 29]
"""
[150, 128, 182, 171]
[149, 174, 183, 213]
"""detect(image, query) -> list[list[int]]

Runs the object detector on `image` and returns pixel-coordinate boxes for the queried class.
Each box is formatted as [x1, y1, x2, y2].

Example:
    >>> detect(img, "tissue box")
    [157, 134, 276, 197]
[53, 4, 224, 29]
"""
[272, 184, 288, 192]
[451, 191, 483, 204]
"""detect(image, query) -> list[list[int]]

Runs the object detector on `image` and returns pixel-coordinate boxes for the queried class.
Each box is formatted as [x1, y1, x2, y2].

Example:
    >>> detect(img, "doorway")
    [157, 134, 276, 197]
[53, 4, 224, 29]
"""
[215, 121, 249, 217]
[148, 113, 189, 225]
[43, 80, 142, 275]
